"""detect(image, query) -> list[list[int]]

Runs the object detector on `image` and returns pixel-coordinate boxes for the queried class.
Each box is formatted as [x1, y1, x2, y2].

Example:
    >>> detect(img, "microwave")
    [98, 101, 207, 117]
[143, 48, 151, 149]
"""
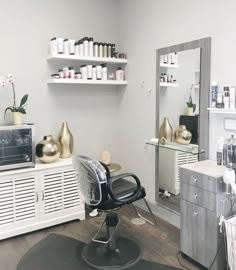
[0, 124, 35, 171]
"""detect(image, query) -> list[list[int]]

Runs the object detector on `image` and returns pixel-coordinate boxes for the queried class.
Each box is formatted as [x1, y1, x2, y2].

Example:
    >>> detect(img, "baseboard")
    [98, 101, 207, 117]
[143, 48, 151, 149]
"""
[134, 199, 180, 228]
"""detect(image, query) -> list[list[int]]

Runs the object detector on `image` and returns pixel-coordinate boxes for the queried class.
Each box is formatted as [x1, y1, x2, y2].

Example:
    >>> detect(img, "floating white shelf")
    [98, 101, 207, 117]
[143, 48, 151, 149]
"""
[207, 108, 236, 114]
[160, 63, 179, 69]
[160, 82, 179, 87]
[47, 54, 127, 64]
[48, 78, 127, 85]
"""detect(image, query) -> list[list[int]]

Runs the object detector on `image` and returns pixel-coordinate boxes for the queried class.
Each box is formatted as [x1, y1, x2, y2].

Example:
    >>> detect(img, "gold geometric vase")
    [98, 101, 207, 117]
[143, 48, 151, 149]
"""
[159, 117, 173, 142]
[57, 121, 74, 158]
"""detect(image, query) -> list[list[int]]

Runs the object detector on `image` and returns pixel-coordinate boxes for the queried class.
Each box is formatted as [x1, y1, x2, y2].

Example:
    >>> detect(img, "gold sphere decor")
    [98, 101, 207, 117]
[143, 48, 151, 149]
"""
[174, 125, 192, 145]
[36, 135, 61, 163]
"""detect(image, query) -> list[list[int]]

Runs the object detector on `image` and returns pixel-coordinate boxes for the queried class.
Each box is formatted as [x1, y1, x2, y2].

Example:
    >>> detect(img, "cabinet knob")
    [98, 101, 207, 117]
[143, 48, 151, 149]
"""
[192, 178, 198, 183]
[193, 211, 198, 217]
[193, 194, 198, 199]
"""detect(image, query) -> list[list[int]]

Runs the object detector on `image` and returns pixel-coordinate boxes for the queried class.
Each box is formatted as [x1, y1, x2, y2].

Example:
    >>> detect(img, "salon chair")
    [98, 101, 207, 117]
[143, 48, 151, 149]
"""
[72, 155, 156, 270]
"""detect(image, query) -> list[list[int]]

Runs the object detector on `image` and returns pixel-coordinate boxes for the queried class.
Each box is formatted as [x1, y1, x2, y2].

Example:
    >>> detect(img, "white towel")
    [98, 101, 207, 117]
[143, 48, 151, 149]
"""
[224, 216, 236, 270]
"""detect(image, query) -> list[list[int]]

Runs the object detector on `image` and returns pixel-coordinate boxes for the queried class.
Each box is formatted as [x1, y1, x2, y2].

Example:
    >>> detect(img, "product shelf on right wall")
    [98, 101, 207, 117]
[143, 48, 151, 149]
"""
[207, 108, 236, 114]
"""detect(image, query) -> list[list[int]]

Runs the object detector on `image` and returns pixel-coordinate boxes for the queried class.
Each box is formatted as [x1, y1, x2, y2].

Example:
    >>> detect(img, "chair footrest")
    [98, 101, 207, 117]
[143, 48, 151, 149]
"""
[92, 213, 120, 244]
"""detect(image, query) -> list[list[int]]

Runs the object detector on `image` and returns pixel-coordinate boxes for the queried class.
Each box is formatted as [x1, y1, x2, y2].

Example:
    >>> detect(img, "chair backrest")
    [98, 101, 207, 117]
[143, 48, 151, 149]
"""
[72, 155, 107, 206]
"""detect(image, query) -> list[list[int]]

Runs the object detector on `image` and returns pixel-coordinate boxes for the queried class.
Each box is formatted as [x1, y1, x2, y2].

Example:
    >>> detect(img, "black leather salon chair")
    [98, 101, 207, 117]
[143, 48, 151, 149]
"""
[72, 155, 156, 269]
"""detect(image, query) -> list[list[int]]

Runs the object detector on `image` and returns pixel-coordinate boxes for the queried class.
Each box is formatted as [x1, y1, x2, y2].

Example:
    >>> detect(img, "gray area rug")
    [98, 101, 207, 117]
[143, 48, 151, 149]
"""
[16, 234, 181, 270]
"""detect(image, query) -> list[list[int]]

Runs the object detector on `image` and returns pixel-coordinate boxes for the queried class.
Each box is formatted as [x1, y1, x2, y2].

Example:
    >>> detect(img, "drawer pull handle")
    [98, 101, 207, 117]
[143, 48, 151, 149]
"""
[193, 212, 198, 217]
[35, 192, 38, 202]
[193, 194, 198, 199]
[41, 191, 45, 201]
[193, 178, 198, 183]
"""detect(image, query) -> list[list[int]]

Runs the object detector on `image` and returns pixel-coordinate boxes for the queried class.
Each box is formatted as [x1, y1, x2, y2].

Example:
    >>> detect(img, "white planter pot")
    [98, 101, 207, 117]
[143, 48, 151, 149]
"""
[186, 107, 193, 116]
[13, 112, 23, 125]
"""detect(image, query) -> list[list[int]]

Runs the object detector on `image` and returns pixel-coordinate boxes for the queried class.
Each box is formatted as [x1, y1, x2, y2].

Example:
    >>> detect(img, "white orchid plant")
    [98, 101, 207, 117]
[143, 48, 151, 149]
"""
[186, 83, 196, 113]
[0, 74, 29, 118]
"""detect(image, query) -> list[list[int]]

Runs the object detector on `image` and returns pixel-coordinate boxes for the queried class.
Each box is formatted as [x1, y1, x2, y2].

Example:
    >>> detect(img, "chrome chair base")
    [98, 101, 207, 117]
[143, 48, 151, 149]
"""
[82, 237, 141, 269]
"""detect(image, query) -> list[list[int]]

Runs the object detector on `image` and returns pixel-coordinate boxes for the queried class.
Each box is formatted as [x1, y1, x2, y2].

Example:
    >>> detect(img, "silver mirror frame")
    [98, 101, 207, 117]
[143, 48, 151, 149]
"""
[155, 37, 211, 212]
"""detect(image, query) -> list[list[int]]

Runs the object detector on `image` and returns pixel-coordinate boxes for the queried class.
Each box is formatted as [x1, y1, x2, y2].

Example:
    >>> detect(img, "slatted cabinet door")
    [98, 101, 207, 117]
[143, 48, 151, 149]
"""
[0, 173, 39, 239]
[39, 169, 64, 219]
[39, 166, 82, 221]
[63, 168, 81, 212]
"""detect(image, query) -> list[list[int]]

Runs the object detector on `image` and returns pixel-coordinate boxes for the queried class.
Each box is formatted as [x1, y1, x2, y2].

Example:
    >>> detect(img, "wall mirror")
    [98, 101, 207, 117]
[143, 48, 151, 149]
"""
[155, 37, 211, 212]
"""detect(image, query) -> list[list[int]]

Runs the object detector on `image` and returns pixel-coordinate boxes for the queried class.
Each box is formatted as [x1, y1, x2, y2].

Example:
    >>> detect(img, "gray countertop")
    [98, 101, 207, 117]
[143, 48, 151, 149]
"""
[179, 160, 225, 178]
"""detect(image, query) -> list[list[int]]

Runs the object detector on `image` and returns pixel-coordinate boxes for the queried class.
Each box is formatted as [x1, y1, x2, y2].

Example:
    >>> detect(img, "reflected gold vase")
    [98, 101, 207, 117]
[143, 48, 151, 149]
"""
[174, 125, 192, 145]
[58, 121, 74, 158]
[159, 117, 173, 142]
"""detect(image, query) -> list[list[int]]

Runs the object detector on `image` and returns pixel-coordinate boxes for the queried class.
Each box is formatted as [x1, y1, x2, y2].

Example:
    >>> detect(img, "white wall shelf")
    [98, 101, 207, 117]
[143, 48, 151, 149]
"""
[48, 78, 127, 85]
[207, 108, 236, 114]
[47, 54, 127, 64]
[160, 63, 179, 69]
[160, 82, 179, 87]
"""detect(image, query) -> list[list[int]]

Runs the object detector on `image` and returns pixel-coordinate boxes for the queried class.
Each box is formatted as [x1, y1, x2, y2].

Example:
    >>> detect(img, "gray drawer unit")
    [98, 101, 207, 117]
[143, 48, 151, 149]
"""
[181, 182, 216, 212]
[180, 163, 235, 270]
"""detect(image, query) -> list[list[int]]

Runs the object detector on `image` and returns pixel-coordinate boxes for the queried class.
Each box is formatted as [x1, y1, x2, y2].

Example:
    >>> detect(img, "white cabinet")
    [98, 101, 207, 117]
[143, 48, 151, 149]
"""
[0, 159, 85, 240]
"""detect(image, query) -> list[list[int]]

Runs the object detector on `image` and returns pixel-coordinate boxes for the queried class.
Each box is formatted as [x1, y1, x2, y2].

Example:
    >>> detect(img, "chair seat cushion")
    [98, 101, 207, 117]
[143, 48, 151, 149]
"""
[96, 178, 146, 211]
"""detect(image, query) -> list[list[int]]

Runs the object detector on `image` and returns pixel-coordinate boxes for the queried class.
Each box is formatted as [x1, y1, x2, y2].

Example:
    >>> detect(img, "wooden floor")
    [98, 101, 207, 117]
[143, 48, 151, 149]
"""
[0, 205, 202, 270]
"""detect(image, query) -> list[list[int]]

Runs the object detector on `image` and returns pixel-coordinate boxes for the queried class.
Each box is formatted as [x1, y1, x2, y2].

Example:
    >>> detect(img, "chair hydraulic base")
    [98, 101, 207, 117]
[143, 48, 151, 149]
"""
[82, 212, 141, 269]
[82, 236, 141, 269]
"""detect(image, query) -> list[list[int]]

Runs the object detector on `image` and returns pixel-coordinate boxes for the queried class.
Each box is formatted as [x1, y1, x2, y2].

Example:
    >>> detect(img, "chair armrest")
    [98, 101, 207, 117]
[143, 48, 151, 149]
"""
[107, 173, 141, 203]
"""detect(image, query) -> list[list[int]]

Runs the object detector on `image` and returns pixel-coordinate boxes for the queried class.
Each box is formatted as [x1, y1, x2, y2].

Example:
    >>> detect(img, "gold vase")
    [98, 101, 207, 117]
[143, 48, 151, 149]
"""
[58, 121, 73, 158]
[174, 125, 192, 145]
[159, 117, 173, 142]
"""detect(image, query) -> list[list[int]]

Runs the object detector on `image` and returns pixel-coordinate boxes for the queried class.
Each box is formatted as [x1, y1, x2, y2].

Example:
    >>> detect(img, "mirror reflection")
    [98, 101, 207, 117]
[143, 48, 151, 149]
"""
[158, 48, 200, 209]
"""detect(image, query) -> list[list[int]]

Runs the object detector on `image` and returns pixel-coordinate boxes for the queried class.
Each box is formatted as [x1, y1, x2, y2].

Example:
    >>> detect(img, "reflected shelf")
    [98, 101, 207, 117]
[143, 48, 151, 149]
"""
[146, 140, 203, 155]
[160, 82, 179, 87]
[160, 63, 179, 69]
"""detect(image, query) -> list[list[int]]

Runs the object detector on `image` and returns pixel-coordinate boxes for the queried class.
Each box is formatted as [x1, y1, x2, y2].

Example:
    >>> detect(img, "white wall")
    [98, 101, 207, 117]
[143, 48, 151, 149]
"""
[1, 0, 236, 212]
[115, 0, 236, 203]
[0, 0, 120, 160]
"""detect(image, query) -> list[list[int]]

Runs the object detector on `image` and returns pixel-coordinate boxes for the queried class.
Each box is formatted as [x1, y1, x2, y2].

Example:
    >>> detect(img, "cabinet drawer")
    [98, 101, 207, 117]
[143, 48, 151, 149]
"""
[180, 168, 219, 193]
[181, 182, 216, 212]
[180, 199, 218, 268]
